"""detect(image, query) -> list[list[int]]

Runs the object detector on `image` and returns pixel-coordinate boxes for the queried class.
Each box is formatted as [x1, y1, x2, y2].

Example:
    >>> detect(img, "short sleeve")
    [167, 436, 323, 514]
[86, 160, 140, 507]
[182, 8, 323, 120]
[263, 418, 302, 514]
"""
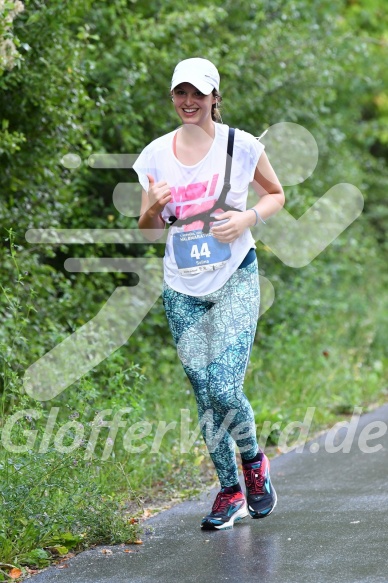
[248, 132, 265, 183]
[132, 147, 151, 192]
[237, 129, 265, 183]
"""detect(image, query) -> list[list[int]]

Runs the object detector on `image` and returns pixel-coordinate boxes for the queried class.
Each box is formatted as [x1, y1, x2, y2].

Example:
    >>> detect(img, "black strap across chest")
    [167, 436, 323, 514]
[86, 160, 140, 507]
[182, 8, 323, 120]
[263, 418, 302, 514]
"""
[167, 127, 239, 234]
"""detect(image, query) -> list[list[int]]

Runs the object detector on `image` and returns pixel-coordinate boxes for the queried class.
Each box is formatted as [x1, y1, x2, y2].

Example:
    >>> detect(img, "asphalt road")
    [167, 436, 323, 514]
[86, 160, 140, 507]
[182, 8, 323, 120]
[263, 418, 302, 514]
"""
[29, 404, 388, 583]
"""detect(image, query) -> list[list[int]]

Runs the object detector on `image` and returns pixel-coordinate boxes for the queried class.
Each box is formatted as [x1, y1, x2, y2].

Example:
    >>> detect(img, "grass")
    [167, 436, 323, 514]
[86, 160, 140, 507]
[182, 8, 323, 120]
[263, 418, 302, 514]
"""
[1, 226, 388, 579]
[246, 246, 388, 442]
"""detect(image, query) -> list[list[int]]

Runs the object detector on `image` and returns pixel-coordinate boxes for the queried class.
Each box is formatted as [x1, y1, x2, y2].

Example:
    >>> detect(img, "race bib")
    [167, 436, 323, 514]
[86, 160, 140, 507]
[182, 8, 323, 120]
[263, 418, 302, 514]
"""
[172, 230, 231, 275]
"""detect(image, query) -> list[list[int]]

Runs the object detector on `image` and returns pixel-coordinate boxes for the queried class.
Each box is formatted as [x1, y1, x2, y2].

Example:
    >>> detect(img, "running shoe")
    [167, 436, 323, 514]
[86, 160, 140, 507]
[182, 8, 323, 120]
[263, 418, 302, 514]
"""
[201, 489, 249, 530]
[242, 454, 277, 519]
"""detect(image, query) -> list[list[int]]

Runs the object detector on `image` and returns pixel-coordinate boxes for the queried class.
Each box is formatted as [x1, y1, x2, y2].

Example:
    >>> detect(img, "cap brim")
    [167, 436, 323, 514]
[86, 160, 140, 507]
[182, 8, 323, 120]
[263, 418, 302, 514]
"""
[171, 74, 214, 95]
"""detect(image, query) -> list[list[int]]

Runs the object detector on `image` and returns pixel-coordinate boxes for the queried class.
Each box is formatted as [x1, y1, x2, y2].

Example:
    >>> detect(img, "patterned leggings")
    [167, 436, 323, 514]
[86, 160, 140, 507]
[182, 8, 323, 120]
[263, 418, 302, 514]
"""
[162, 260, 260, 488]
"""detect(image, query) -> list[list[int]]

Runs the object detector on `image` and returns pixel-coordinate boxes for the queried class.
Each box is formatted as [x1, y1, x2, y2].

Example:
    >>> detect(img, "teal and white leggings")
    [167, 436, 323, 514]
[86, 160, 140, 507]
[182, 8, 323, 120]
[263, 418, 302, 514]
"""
[162, 259, 260, 488]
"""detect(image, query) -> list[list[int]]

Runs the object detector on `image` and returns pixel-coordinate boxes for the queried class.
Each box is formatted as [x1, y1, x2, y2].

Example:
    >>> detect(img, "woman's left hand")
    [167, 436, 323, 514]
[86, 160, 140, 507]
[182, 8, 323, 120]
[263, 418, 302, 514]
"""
[210, 210, 255, 243]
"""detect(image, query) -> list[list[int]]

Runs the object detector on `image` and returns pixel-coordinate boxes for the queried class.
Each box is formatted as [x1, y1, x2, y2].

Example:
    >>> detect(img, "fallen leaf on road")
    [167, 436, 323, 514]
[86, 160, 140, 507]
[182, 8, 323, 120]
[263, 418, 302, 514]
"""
[101, 549, 113, 555]
[57, 565, 69, 569]
[133, 540, 143, 545]
[9, 568, 22, 579]
[124, 550, 134, 553]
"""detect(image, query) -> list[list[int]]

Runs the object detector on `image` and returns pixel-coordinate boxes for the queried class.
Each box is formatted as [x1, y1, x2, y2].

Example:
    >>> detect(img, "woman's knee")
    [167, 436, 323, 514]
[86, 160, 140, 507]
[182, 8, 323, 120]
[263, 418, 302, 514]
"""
[208, 388, 242, 415]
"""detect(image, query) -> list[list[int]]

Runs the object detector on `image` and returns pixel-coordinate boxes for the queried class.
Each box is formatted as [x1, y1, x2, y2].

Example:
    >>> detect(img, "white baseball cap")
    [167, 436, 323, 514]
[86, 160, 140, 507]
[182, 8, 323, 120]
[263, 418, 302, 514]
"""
[170, 58, 220, 95]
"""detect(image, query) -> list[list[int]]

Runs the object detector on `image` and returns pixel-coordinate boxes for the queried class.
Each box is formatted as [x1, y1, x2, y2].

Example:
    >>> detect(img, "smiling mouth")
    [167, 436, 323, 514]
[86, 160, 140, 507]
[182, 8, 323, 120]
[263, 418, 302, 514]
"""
[182, 108, 199, 114]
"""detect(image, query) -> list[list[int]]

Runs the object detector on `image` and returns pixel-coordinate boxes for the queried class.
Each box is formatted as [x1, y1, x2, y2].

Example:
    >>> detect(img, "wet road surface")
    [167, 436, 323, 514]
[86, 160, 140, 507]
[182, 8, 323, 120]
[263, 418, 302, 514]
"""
[29, 404, 388, 583]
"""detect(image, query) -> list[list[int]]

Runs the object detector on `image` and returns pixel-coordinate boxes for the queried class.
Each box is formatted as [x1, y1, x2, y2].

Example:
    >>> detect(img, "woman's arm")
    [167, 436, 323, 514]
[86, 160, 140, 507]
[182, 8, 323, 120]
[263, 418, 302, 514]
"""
[249, 151, 285, 222]
[138, 174, 172, 241]
[211, 151, 285, 242]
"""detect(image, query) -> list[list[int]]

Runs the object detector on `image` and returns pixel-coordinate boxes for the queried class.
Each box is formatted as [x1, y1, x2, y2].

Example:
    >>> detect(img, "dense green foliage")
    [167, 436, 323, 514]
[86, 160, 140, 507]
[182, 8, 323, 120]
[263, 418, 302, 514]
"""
[0, 0, 387, 576]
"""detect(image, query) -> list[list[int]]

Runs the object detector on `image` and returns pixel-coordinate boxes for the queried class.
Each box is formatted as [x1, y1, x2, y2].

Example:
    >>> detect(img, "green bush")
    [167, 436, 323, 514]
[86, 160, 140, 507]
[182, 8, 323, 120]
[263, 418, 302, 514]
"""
[1, 0, 388, 574]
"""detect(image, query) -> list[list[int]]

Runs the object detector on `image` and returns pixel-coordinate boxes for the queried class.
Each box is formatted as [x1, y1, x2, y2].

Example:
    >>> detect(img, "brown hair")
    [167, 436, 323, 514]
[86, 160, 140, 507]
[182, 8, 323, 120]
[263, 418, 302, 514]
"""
[212, 89, 223, 123]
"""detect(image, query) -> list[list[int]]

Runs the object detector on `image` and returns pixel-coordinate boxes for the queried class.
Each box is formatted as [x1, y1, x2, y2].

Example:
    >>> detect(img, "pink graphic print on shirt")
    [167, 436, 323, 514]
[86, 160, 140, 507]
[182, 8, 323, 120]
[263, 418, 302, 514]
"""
[170, 173, 219, 231]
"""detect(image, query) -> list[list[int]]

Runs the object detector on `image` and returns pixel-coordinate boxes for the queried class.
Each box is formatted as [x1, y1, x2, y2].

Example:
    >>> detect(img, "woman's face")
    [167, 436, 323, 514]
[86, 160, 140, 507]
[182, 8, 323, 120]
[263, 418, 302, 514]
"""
[171, 82, 216, 128]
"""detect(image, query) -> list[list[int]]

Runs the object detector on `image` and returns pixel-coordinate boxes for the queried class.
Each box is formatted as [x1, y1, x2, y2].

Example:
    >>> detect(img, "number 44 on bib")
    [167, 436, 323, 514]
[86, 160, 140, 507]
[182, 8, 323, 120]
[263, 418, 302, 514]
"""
[191, 242, 211, 260]
[173, 230, 231, 275]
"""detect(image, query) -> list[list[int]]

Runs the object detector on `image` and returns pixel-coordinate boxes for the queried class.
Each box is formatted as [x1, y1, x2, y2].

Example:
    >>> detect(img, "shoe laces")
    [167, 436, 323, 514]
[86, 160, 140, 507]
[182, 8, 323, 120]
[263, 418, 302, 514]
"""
[212, 490, 237, 513]
[244, 465, 265, 495]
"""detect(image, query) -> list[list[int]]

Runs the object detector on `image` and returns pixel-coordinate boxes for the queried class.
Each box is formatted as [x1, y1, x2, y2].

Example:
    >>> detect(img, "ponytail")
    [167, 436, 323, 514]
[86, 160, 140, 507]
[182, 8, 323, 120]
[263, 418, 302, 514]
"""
[211, 89, 223, 123]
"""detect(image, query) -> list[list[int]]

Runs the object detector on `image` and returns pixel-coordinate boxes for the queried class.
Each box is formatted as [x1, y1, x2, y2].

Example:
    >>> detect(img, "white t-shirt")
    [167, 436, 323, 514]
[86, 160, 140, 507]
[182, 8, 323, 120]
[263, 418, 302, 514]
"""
[133, 123, 264, 296]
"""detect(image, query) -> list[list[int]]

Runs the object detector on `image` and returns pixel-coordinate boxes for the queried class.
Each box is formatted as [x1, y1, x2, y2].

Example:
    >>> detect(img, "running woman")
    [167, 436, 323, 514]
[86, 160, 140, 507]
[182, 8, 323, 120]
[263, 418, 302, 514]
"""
[134, 57, 285, 530]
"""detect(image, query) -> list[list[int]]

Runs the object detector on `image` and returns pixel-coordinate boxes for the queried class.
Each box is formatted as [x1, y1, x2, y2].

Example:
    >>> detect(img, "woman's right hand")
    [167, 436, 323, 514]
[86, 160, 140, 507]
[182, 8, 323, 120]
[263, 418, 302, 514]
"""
[146, 174, 172, 217]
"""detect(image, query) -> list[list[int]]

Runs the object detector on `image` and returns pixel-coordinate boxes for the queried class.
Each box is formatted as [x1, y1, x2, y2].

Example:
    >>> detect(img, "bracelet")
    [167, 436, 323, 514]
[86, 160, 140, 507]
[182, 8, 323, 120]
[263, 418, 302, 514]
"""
[248, 208, 266, 226]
